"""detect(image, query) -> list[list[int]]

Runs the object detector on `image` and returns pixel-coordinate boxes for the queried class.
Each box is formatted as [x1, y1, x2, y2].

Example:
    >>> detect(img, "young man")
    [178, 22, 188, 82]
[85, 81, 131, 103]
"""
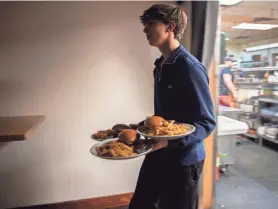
[129, 4, 216, 209]
[219, 57, 237, 107]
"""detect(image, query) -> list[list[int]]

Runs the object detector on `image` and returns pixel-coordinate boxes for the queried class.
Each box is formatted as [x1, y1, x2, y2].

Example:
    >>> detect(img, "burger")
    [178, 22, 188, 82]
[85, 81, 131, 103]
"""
[112, 124, 131, 135]
[144, 116, 166, 129]
[118, 129, 138, 145]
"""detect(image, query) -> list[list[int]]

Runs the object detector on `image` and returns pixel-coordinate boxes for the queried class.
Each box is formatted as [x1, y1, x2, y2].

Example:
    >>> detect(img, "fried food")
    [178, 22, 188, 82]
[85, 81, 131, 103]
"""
[96, 141, 137, 157]
[146, 119, 191, 136]
[112, 124, 130, 134]
[92, 124, 131, 140]
[95, 129, 140, 158]
[92, 129, 116, 139]
[145, 116, 166, 129]
[118, 129, 137, 145]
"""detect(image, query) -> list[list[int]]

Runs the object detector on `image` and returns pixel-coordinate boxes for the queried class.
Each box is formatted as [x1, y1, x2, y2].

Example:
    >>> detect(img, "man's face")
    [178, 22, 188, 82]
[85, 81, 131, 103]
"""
[143, 20, 170, 47]
[225, 61, 233, 67]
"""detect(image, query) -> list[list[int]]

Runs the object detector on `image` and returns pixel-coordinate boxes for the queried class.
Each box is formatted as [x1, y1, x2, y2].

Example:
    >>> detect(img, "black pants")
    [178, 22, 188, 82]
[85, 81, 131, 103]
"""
[129, 148, 204, 209]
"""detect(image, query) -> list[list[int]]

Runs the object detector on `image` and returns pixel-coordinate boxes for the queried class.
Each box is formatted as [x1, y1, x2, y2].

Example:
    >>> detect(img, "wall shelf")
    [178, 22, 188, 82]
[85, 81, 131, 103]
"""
[259, 97, 278, 105]
[233, 67, 278, 72]
[258, 134, 278, 145]
[0, 115, 45, 142]
[259, 114, 278, 120]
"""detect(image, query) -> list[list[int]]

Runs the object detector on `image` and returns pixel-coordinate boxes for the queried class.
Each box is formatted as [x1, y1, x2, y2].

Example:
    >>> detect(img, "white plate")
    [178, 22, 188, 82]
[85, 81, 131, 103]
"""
[90, 138, 152, 160]
[91, 135, 118, 142]
[136, 124, 195, 140]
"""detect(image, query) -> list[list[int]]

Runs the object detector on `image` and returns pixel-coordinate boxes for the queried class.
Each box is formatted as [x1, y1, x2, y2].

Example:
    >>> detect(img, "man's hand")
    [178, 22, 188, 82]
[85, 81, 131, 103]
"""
[152, 139, 168, 152]
[232, 90, 237, 100]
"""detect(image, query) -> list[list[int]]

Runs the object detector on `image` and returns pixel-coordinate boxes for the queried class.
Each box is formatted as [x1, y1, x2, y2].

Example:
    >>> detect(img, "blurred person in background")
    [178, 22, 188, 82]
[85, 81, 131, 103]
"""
[219, 56, 237, 107]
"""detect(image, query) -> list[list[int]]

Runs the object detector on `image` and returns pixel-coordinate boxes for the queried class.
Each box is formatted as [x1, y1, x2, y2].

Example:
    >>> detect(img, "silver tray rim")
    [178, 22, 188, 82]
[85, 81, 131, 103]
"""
[90, 138, 153, 160]
[136, 124, 195, 140]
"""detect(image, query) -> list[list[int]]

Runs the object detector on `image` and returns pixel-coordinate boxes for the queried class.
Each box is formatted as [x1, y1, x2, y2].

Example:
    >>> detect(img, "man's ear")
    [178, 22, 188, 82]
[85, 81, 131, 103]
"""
[167, 21, 176, 32]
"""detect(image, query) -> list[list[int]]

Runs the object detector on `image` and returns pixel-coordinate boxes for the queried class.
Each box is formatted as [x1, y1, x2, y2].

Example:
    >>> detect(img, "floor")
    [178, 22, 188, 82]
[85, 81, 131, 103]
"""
[22, 138, 278, 209]
[216, 138, 278, 209]
[109, 139, 278, 209]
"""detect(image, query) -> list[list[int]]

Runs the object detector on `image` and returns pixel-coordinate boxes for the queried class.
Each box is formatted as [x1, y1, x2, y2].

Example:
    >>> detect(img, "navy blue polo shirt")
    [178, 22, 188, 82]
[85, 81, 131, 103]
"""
[153, 45, 216, 165]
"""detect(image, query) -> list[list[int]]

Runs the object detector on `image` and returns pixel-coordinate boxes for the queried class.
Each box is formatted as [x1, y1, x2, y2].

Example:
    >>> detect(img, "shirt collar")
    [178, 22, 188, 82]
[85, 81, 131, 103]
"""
[154, 45, 185, 68]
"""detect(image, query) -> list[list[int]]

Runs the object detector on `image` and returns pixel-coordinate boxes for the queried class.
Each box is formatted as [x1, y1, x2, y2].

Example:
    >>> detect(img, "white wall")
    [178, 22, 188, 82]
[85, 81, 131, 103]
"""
[0, 2, 162, 208]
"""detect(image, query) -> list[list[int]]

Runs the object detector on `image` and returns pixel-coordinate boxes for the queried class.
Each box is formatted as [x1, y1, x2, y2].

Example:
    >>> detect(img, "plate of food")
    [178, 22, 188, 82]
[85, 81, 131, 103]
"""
[137, 116, 195, 140]
[90, 129, 153, 159]
[91, 124, 131, 141]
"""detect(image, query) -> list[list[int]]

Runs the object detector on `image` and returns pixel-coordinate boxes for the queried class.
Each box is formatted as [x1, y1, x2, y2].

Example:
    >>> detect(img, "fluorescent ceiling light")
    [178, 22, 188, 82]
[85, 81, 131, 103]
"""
[245, 43, 278, 52]
[219, 0, 243, 6]
[232, 23, 278, 30]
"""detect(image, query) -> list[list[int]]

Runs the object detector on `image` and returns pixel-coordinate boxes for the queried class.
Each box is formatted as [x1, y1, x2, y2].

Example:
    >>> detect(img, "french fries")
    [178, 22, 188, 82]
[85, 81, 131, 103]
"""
[96, 141, 137, 157]
[92, 129, 116, 139]
[146, 120, 190, 136]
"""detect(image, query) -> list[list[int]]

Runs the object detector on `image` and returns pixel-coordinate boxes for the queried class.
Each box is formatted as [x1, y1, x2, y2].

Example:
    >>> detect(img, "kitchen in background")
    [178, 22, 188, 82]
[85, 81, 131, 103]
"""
[216, 1, 278, 208]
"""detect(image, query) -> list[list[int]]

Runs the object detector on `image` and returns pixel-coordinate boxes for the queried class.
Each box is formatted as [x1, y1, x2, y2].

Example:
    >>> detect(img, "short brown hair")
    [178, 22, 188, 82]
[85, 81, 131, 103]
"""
[140, 4, 187, 40]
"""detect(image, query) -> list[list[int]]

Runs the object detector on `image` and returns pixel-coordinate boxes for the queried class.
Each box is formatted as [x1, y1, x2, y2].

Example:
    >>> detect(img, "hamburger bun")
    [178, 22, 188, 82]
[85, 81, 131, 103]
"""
[112, 124, 130, 134]
[145, 116, 165, 129]
[118, 129, 137, 145]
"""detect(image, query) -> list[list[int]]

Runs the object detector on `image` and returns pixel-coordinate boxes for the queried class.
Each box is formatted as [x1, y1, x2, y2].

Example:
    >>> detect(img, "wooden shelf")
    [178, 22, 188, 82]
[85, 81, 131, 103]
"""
[242, 133, 258, 139]
[234, 67, 278, 72]
[259, 97, 278, 105]
[258, 134, 278, 145]
[259, 114, 278, 120]
[0, 115, 45, 142]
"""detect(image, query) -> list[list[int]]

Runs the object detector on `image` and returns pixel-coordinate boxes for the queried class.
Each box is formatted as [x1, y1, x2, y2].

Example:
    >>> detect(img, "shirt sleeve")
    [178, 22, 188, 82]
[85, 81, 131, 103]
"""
[222, 67, 233, 76]
[168, 62, 216, 148]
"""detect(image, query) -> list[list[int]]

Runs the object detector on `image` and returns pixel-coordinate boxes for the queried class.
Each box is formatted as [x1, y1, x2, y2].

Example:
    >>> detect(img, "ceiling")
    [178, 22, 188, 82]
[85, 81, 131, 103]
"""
[221, 0, 278, 46]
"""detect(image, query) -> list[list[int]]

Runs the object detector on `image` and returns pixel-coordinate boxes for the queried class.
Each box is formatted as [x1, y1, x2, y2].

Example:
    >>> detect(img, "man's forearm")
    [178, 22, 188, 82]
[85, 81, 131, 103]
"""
[225, 81, 236, 95]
